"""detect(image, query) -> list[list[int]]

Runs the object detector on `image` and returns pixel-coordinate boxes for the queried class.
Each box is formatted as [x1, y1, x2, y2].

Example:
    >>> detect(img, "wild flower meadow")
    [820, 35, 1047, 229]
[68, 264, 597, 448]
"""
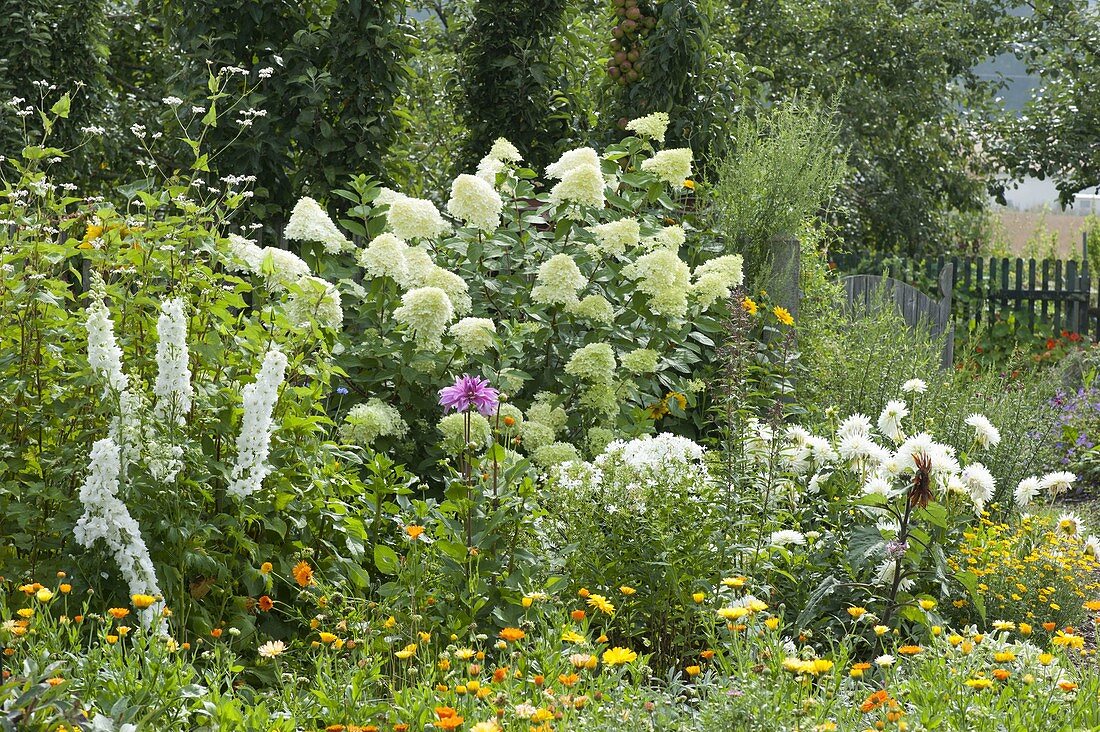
[2, 77, 1100, 732]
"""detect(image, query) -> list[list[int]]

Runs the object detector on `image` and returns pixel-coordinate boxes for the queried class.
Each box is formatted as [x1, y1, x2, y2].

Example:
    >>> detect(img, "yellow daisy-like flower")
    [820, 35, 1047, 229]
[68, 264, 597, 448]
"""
[394, 643, 418, 660]
[741, 297, 759, 316]
[619, 585, 636, 596]
[587, 594, 615, 615]
[772, 306, 794, 326]
[601, 647, 637, 666]
[561, 630, 586, 644]
[717, 607, 749, 620]
[131, 594, 156, 610]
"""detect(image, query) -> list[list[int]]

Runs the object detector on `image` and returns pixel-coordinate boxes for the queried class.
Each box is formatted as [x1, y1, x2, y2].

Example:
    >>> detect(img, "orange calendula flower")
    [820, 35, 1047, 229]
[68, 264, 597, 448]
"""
[772, 306, 794, 326]
[405, 525, 425, 539]
[499, 627, 526, 643]
[861, 689, 889, 713]
[897, 645, 922, 656]
[570, 609, 586, 622]
[108, 608, 130, 620]
[293, 560, 314, 587]
[258, 595, 274, 612]
[59, 584, 72, 594]
[260, 562, 273, 574]
[210, 628, 223, 639]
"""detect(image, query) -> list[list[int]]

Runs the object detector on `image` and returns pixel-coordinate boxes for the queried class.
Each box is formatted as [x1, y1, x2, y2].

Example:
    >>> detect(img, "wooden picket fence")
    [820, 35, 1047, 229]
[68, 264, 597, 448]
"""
[829, 245, 1098, 341]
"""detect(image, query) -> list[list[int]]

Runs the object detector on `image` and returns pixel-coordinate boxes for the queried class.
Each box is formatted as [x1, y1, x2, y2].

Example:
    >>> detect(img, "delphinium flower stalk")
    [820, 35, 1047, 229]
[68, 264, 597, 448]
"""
[227, 348, 288, 499]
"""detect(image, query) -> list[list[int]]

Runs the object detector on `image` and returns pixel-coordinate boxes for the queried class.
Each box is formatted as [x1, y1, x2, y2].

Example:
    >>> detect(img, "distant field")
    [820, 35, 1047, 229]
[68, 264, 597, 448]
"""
[995, 209, 1092, 259]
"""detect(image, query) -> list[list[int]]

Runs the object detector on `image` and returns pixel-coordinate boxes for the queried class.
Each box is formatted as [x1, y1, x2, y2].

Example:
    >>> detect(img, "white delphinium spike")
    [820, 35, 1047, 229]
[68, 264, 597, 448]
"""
[153, 298, 192, 425]
[73, 437, 164, 629]
[227, 349, 288, 499]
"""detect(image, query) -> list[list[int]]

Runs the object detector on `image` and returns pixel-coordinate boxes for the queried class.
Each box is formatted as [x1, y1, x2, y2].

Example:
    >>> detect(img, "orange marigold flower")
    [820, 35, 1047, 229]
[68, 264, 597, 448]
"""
[499, 627, 526, 643]
[1043, 622, 1056, 632]
[897, 645, 922, 656]
[293, 560, 314, 587]
[210, 628, 223, 638]
[405, 525, 425, 539]
[861, 689, 890, 713]
[993, 669, 1011, 681]
[258, 595, 274, 612]
[260, 562, 273, 574]
[570, 609, 586, 622]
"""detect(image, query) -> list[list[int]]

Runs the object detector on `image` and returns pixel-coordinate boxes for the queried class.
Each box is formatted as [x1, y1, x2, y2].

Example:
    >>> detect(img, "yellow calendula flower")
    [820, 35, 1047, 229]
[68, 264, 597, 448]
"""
[587, 594, 615, 615]
[394, 643, 417, 660]
[847, 606, 867, 619]
[717, 607, 749, 620]
[561, 630, 586, 644]
[764, 617, 780, 630]
[131, 594, 156, 610]
[601, 647, 637, 666]
[35, 588, 53, 603]
[619, 585, 636, 596]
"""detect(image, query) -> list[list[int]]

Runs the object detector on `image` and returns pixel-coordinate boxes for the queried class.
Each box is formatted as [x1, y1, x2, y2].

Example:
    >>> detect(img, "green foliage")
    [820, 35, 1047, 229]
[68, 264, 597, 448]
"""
[722, 0, 1015, 254]
[708, 104, 846, 284]
[459, 0, 571, 172]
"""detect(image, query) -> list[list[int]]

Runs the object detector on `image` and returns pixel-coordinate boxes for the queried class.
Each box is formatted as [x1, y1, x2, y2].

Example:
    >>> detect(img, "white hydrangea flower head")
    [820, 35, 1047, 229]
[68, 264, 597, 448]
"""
[488, 137, 523, 163]
[586, 217, 640, 258]
[532, 254, 586, 306]
[225, 234, 265, 274]
[386, 193, 450, 241]
[357, 233, 409, 281]
[392, 286, 455, 351]
[641, 225, 686, 251]
[533, 442, 581, 468]
[545, 147, 600, 180]
[548, 164, 606, 210]
[640, 148, 692, 187]
[285, 275, 343, 331]
[621, 347, 659, 374]
[691, 254, 745, 309]
[340, 399, 408, 446]
[438, 412, 492, 454]
[283, 196, 350, 254]
[153, 298, 192, 424]
[447, 174, 503, 232]
[450, 317, 497, 355]
[565, 294, 615, 324]
[227, 348, 288, 499]
[965, 413, 1001, 449]
[476, 155, 507, 186]
[565, 343, 616, 383]
[414, 265, 472, 316]
[626, 111, 670, 144]
[622, 248, 691, 319]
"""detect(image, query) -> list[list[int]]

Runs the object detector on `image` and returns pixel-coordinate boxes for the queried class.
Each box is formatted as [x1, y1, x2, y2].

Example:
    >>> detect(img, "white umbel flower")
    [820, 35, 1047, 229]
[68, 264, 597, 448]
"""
[283, 196, 350, 254]
[153, 298, 192, 425]
[73, 438, 164, 628]
[965, 414, 1001, 449]
[227, 349, 288, 499]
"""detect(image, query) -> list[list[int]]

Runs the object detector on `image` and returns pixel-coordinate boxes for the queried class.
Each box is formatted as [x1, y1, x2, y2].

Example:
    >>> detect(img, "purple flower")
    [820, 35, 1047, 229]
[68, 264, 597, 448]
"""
[439, 374, 499, 416]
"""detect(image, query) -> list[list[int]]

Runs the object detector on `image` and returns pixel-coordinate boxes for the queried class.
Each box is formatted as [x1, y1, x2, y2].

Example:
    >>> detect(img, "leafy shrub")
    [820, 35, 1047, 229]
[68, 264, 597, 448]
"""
[324, 121, 743, 474]
[540, 434, 735, 660]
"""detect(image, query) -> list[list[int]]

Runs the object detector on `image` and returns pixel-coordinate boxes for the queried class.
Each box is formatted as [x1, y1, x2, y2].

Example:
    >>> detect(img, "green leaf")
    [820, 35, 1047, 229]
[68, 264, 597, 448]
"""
[202, 102, 217, 128]
[373, 544, 399, 575]
[793, 575, 840, 629]
[50, 93, 70, 119]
